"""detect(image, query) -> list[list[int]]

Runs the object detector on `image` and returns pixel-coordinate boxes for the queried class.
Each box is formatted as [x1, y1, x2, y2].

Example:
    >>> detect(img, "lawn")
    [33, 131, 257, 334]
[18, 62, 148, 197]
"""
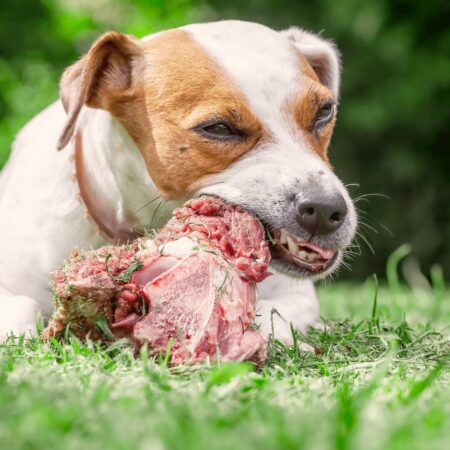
[1, 274, 449, 450]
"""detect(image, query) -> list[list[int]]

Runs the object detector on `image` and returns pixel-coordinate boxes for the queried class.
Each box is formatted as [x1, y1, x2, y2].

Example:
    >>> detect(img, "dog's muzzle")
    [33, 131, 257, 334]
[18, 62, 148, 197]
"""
[263, 186, 354, 278]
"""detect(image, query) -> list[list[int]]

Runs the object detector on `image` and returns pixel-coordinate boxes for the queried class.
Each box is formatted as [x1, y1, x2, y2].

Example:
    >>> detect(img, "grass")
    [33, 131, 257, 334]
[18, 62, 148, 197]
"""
[0, 275, 449, 450]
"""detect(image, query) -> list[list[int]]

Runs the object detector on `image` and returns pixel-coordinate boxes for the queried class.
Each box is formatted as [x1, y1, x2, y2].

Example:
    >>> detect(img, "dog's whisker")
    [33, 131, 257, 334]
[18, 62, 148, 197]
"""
[357, 219, 378, 235]
[362, 217, 394, 238]
[375, 221, 394, 237]
[344, 248, 361, 256]
[353, 192, 390, 202]
[322, 270, 337, 285]
[355, 231, 375, 255]
[345, 250, 361, 257]
[135, 195, 161, 214]
[150, 199, 167, 230]
[349, 237, 363, 256]
[353, 197, 371, 205]
[357, 208, 394, 237]
[343, 250, 359, 258]
[342, 247, 358, 260]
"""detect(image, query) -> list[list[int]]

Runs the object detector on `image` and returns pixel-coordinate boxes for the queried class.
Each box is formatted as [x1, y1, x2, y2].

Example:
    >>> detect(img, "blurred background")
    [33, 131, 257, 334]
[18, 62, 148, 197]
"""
[0, 0, 448, 281]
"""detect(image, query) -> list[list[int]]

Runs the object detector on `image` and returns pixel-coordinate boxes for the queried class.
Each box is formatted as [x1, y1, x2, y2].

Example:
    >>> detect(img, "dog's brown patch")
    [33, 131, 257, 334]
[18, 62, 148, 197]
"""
[109, 30, 263, 198]
[286, 53, 337, 164]
[60, 29, 338, 196]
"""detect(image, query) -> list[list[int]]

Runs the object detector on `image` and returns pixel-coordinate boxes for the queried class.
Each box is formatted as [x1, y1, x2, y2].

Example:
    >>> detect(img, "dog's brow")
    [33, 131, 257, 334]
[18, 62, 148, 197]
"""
[304, 83, 334, 107]
[227, 107, 242, 121]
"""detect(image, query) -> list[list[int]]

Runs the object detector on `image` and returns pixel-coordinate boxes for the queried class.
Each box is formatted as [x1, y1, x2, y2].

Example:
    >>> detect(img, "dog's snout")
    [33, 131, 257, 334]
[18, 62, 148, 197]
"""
[296, 193, 347, 236]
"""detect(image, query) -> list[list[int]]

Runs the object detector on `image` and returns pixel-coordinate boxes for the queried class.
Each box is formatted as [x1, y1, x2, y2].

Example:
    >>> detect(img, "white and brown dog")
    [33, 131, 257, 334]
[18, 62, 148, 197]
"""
[0, 20, 356, 343]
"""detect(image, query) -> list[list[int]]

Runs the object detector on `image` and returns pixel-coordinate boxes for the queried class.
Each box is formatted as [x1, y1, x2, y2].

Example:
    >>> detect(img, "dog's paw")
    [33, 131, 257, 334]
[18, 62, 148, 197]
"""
[255, 306, 315, 352]
[297, 342, 315, 353]
[0, 295, 40, 342]
[312, 321, 326, 332]
[269, 325, 315, 353]
[256, 294, 319, 340]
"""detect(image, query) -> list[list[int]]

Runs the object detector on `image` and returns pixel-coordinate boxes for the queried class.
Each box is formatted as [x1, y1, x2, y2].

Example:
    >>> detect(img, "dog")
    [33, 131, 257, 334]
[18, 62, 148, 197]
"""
[0, 20, 356, 343]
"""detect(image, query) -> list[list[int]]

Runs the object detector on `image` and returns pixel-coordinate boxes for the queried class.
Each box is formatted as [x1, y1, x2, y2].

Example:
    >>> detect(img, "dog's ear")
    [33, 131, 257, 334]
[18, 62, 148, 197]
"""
[57, 31, 141, 150]
[280, 27, 341, 97]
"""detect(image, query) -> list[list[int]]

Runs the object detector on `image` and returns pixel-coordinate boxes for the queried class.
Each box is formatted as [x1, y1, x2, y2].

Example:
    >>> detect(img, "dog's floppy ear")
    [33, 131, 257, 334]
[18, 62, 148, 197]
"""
[280, 27, 341, 97]
[57, 31, 141, 150]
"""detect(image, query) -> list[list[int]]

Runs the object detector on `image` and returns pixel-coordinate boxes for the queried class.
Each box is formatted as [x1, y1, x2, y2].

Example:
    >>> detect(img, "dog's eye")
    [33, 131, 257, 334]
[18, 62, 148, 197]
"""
[315, 101, 335, 128]
[203, 123, 234, 136]
[194, 120, 243, 141]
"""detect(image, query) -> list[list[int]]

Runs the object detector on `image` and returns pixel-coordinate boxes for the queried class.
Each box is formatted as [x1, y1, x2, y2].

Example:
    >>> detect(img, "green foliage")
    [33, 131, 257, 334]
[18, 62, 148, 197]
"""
[206, 362, 254, 388]
[0, 0, 448, 279]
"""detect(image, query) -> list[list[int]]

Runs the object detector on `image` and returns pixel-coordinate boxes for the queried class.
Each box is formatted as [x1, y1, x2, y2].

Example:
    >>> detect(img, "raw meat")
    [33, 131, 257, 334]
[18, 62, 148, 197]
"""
[43, 197, 270, 365]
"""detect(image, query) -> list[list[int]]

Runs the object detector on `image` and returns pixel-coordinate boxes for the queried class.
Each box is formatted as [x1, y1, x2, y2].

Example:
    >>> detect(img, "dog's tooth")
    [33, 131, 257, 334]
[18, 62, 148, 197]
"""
[286, 236, 299, 254]
[309, 252, 319, 261]
[298, 250, 308, 260]
[280, 230, 288, 244]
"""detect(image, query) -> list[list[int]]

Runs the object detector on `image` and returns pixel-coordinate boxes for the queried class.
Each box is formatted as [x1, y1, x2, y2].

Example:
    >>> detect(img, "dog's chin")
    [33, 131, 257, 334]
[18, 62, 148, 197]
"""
[267, 228, 344, 280]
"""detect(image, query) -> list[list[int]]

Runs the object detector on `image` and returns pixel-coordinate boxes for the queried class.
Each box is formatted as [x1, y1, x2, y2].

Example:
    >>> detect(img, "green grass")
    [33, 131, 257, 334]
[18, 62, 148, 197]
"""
[1, 277, 449, 450]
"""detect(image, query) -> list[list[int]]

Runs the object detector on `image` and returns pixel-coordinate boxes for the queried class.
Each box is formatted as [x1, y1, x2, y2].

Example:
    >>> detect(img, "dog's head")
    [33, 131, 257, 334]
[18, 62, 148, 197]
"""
[58, 20, 356, 279]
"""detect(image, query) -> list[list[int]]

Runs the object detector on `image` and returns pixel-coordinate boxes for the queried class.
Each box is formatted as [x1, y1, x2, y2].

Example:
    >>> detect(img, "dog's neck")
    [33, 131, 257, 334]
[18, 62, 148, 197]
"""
[76, 109, 173, 239]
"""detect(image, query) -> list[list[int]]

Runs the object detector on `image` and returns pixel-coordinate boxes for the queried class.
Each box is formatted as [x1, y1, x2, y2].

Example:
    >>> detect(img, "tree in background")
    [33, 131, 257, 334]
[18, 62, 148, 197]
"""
[0, 0, 448, 281]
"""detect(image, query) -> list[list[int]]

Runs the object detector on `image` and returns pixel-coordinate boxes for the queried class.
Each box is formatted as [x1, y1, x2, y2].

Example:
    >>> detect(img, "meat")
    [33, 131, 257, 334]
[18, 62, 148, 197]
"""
[43, 197, 270, 365]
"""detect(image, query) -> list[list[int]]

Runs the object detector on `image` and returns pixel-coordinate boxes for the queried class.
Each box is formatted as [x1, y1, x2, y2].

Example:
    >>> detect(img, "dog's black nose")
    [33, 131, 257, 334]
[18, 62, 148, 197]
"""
[296, 193, 347, 235]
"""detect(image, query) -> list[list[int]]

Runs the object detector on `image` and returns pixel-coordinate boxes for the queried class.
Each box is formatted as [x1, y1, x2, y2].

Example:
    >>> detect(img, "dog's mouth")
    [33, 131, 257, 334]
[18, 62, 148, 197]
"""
[198, 194, 340, 276]
[269, 228, 337, 274]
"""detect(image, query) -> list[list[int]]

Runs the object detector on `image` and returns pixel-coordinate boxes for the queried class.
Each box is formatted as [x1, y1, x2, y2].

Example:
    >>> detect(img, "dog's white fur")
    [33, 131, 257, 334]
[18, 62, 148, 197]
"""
[0, 21, 356, 342]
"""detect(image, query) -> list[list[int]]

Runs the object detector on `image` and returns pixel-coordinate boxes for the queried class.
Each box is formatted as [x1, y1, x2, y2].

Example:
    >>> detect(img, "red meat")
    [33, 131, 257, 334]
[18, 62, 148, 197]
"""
[43, 197, 270, 365]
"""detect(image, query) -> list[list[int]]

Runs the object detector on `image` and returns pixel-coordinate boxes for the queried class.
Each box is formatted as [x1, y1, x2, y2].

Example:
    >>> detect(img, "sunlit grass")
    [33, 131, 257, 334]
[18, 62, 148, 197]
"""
[1, 276, 448, 450]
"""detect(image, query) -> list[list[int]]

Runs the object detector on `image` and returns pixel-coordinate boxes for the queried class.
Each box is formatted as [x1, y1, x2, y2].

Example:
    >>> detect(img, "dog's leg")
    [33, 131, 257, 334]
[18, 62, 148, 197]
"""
[256, 272, 320, 349]
[0, 285, 40, 342]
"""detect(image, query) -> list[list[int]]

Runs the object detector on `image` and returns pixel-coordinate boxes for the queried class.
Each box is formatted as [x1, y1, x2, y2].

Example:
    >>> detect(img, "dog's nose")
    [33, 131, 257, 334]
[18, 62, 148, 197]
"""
[296, 193, 347, 235]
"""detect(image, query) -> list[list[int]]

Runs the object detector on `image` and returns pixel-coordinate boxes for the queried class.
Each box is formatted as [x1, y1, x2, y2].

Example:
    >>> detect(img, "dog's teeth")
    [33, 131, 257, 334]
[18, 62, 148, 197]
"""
[309, 252, 319, 261]
[298, 250, 308, 260]
[280, 230, 288, 244]
[286, 236, 299, 254]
